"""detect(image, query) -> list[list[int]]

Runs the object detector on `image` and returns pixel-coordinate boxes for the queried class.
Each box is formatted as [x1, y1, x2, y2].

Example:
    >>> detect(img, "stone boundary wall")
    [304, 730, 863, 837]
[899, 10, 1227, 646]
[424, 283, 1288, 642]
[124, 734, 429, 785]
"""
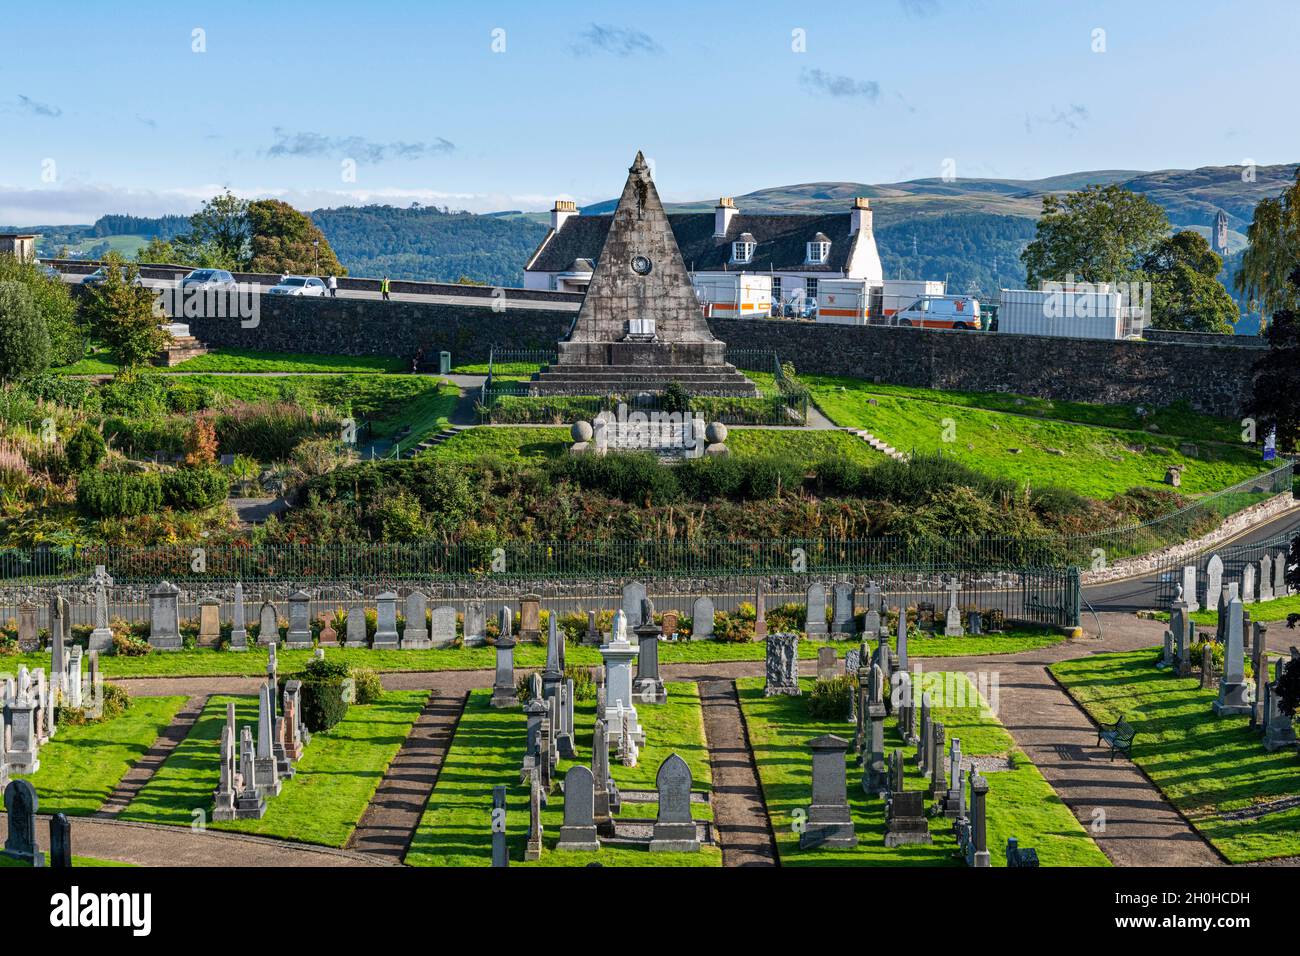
[1143, 328, 1267, 349]
[1080, 492, 1300, 586]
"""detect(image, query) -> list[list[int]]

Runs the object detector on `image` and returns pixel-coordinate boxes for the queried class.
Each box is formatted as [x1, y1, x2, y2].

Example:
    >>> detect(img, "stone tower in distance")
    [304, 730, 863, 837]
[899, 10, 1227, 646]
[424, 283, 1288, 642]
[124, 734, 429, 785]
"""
[1212, 210, 1229, 257]
[529, 151, 758, 397]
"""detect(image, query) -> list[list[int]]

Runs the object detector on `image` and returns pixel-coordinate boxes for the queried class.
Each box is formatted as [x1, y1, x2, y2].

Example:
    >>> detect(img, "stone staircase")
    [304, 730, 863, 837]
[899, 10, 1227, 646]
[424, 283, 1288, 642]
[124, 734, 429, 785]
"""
[403, 425, 469, 458]
[154, 323, 209, 367]
[845, 427, 909, 462]
[528, 363, 760, 398]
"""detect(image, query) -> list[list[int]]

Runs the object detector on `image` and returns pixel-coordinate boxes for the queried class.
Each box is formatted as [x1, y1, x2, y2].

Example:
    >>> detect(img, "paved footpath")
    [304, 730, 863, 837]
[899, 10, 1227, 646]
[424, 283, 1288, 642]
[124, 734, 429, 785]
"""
[107, 615, 1227, 867]
[94, 695, 208, 819]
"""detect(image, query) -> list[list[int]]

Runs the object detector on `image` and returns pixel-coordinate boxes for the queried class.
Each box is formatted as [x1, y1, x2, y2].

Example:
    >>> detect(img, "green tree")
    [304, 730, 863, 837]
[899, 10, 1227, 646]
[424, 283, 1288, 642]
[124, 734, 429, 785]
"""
[1021, 184, 1169, 286]
[0, 281, 51, 380]
[0, 253, 84, 366]
[245, 199, 346, 276]
[81, 254, 169, 372]
[1140, 231, 1239, 333]
[187, 190, 251, 265]
[1235, 167, 1300, 322]
[1246, 265, 1300, 454]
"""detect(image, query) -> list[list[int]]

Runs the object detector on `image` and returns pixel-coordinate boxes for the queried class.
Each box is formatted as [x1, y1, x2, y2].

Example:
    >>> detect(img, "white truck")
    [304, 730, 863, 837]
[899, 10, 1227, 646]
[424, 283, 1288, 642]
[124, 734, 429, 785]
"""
[816, 278, 960, 326]
[997, 287, 1134, 339]
[691, 272, 773, 319]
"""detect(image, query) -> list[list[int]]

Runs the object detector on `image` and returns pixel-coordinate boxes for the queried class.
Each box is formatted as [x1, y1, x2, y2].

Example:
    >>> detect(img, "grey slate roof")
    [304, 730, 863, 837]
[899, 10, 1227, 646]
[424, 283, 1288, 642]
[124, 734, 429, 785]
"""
[528, 212, 859, 274]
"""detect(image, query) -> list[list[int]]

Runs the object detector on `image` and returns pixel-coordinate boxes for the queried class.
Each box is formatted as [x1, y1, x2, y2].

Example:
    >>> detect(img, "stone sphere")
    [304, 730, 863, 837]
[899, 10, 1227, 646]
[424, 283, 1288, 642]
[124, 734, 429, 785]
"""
[705, 422, 728, 445]
[571, 420, 593, 442]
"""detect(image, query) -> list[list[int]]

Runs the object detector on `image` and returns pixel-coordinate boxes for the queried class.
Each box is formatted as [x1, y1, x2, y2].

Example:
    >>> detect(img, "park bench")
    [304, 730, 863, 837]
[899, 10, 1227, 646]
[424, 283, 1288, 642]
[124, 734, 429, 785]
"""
[1096, 715, 1137, 760]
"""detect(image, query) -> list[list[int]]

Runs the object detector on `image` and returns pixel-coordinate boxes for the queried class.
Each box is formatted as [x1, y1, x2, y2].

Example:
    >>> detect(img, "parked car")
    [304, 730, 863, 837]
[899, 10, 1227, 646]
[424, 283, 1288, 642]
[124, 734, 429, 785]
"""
[81, 266, 145, 287]
[267, 275, 327, 297]
[181, 268, 237, 291]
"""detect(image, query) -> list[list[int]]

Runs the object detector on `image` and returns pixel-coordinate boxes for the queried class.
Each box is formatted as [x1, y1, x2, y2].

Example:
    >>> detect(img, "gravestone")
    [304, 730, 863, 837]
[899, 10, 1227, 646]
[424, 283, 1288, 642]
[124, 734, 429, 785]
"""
[863, 582, 882, 634]
[649, 753, 700, 852]
[429, 606, 457, 649]
[753, 582, 767, 641]
[633, 607, 666, 705]
[345, 604, 367, 647]
[966, 771, 991, 867]
[939, 737, 964, 817]
[88, 565, 115, 652]
[884, 790, 932, 847]
[1259, 554, 1275, 602]
[282, 679, 306, 763]
[584, 609, 603, 646]
[816, 646, 837, 682]
[463, 602, 487, 646]
[967, 610, 983, 635]
[1243, 564, 1257, 604]
[402, 591, 431, 649]
[1182, 565, 1200, 611]
[943, 577, 964, 637]
[800, 734, 857, 849]
[691, 596, 714, 641]
[661, 609, 679, 639]
[917, 692, 933, 772]
[764, 632, 800, 696]
[521, 698, 546, 781]
[525, 777, 544, 861]
[862, 669, 888, 797]
[1264, 656, 1298, 751]
[49, 813, 71, 868]
[896, 605, 909, 672]
[1251, 623, 1268, 729]
[258, 600, 279, 647]
[1200, 643, 1216, 689]
[6, 670, 39, 772]
[831, 583, 856, 637]
[318, 617, 337, 646]
[1214, 596, 1252, 716]
[491, 784, 509, 867]
[490, 631, 518, 709]
[897, 670, 918, 745]
[845, 647, 861, 675]
[229, 581, 248, 650]
[255, 682, 282, 797]
[235, 726, 266, 819]
[213, 708, 238, 821]
[1158, 629, 1174, 669]
[148, 580, 183, 650]
[805, 583, 828, 637]
[622, 581, 647, 628]
[17, 602, 38, 652]
[284, 590, 313, 648]
[600, 612, 642, 743]
[1006, 836, 1040, 868]
[592, 718, 614, 834]
[373, 592, 400, 649]
[2, 780, 41, 866]
[557, 765, 600, 851]
[1205, 553, 1224, 618]
[1275, 550, 1288, 597]
[519, 594, 541, 643]
[927, 720, 948, 802]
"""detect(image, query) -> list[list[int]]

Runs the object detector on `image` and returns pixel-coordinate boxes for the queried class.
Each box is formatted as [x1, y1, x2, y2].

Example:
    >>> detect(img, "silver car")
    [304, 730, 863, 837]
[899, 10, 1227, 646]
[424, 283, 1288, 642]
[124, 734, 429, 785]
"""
[267, 275, 327, 296]
[181, 268, 237, 291]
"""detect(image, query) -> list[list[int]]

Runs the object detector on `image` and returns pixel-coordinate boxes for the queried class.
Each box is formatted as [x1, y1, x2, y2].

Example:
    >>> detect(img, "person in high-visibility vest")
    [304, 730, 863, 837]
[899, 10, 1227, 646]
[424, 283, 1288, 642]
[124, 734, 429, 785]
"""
[381, 276, 391, 301]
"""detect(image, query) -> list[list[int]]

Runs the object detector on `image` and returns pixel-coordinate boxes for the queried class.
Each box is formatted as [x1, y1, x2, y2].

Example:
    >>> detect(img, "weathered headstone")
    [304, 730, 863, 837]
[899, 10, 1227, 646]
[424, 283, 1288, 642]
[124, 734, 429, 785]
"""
[831, 583, 856, 637]
[5, 670, 39, 773]
[1158, 629, 1174, 669]
[17, 602, 38, 652]
[525, 776, 543, 861]
[148, 580, 183, 650]
[1243, 564, 1257, 604]
[805, 582, 827, 637]
[600, 612, 642, 743]
[592, 718, 614, 834]
[235, 726, 267, 818]
[557, 765, 600, 851]
[660, 609, 679, 639]
[519, 593, 541, 643]
[800, 734, 857, 849]
[463, 601, 487, 646]
[491, 784, 509, 867]
[88, 565, 115, 652]
[1205, 553, 1224, 619]
[967, 610, 984, 635]
[691, 596, 714, 641]
[284, 590, 313, 648]
[1275, 550, 1289, 597]
[1200, 643, 1216, 690]
[1182, 565, 1200, 612]
[863, 582, 882, 634]
[1251, 622, 1268, 730]
[49, 813, 71, 868]
[229, 581, 248, 650]
[429, 606, 457, 649]
[816, 646, 837, 682]
[372, 592, 400, 649]
[345, 603, 367, 647]
[764, 632, 800, 696]
[1264, 656, 1298, 751]
[896, 605, 909, 671]
[490, 629, 517, 709]
[2, 780, 42, 866]
[966, 771, 990, 867]
[939, 737, 964, 817]
[1213, 595, 1252, 716]
[649, 753, 699, 852]
[633, 606, 666, 705]
[753, 582, 767, 641]
[401, 591, 431, 649]
[944, 577, 964, 637]
[622, 581, 647, 628]
[884, 790, 932, 847]
[258, 599, 279, 647]
[1259, 553, 1275, 602]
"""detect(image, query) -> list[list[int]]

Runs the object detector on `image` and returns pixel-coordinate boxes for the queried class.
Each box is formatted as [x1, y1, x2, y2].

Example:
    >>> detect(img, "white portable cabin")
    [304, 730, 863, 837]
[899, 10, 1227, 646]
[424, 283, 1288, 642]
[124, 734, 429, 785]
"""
[691, 272, 773, 319]
[997, 288, 1126, 339]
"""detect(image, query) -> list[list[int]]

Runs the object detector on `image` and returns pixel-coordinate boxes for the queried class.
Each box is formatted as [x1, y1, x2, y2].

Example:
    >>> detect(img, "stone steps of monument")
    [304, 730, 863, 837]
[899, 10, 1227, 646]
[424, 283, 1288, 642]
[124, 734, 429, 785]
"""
[404, 424, 469, 458]
[530, 373, 760, 398]
[533, 371, 756, 384]
[847, 428, 909, 462]
[154, 334, 210, 367]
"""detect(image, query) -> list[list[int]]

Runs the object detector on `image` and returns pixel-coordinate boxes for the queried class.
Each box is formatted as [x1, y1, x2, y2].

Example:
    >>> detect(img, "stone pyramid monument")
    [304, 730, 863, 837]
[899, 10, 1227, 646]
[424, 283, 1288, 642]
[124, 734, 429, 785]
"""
[530, 151, 758, 397]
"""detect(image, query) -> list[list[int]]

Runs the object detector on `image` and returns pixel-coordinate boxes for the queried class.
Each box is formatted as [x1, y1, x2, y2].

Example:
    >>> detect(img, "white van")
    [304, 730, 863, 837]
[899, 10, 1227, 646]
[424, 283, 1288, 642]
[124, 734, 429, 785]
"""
[892, 295, 982, 330]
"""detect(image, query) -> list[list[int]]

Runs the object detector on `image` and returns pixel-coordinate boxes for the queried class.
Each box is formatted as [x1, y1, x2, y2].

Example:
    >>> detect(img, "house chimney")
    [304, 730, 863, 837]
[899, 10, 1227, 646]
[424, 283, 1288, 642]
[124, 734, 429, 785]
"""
[849, 196, 872, 236]
[551, 200, 578, 232]
[714, 197, 737, 237]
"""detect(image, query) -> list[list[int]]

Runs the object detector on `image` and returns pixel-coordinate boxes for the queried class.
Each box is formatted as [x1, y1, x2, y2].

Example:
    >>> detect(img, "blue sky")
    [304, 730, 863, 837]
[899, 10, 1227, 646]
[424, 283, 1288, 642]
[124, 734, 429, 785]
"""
[2, 0, 1297, 223]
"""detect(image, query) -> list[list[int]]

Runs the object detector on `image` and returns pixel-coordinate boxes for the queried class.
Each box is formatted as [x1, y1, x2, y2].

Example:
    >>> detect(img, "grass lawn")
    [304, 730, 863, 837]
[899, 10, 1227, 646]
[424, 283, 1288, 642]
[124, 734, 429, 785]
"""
[119, 690, 427, 847]
[406, 682, 720, 866]
[8, 629, 1061, 679]
[724, 428, 878, 466]
[806, 375, 1265, 498]
[427, 425, 568, 461]
[1052, 649, 1300, 863]
[2, 696, 188, 816]
[1152, 592, 1300, 627]
[56, 344, 121, 375]
[0, 854, 133, 867]
[738, 673, 1109, 866]
[166, 349, 406, 374]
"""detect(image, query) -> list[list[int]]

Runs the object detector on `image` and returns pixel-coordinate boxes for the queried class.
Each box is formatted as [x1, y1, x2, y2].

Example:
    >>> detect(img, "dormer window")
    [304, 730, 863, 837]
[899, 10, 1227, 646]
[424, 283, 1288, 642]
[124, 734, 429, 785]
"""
[806, 233, 831, 265]
[731, 233, 756, 264]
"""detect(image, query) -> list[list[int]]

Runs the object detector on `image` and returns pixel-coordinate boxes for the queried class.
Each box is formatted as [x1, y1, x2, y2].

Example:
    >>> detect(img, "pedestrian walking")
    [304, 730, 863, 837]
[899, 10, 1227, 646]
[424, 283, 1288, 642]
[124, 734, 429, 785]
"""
[381, 275, 391, 301]
[327, 274, 338, 297]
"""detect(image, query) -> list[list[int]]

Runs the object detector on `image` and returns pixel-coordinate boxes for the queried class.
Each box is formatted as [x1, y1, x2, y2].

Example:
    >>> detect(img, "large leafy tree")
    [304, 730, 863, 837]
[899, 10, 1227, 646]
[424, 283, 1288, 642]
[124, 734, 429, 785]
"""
[0, 281, 51, 380]
[1021, 184, 1170, 286]
[245, 199, 346, 276]
[1235, 167, 1300, 322]
[0, 253, 84, 365]
[1140, 231, 1239, 333]
[81, 254, 170, 372]
[1246, 265, 1300, 455]
[186, 190, 251, 266]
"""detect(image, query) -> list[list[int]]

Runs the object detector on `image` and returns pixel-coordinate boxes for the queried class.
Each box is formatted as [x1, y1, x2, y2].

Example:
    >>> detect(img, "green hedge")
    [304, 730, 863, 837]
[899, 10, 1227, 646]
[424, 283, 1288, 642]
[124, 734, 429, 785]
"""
[161, 467, 228, 510]
[76, 470, 163, 518]
[296, 657, 352, 732]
